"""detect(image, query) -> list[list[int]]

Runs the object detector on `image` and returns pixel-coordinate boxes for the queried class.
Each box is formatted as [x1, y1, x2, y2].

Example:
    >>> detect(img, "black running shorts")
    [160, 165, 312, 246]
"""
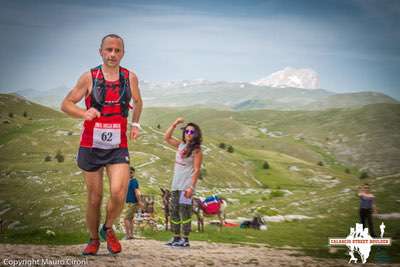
[77, 147, 130, 172]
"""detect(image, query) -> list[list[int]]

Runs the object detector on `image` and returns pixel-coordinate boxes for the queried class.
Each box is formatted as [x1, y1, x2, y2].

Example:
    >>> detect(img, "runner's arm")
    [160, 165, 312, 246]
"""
[129, 72, 143, 124]
[61, 72, 96, 119]
[129, 72, 142, 141]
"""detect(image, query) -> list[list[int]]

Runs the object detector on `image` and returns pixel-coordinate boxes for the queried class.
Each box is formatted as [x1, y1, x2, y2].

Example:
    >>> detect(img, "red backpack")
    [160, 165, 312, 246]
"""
[201, 195, 222, 215]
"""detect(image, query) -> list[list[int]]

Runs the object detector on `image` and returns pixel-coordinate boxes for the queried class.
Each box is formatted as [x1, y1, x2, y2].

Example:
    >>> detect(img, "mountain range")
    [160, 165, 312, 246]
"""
[2, 67, 398, 111]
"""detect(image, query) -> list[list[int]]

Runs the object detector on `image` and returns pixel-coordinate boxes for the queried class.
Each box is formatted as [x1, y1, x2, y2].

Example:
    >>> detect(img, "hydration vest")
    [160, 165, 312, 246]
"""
[79, 65, 131, 149]
[90, 65, 131, 117]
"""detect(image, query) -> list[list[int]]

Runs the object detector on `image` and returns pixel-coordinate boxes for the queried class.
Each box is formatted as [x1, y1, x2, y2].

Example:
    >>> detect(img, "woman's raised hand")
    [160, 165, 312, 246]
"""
[173, 117, 185, 127]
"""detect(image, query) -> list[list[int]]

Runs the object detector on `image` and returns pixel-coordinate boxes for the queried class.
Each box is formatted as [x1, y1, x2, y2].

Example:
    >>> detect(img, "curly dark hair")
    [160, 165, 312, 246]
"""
[181, 122, 202, 158]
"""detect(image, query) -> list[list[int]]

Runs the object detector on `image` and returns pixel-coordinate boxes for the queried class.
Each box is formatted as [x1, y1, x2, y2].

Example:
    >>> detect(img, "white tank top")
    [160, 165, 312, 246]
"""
[171, 143, 194, 191]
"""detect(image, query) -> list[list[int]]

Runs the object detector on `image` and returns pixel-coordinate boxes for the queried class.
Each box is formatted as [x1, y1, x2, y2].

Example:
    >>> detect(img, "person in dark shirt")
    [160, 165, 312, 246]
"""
[123, 167, 143, 239]
[358, 183, 377, 237]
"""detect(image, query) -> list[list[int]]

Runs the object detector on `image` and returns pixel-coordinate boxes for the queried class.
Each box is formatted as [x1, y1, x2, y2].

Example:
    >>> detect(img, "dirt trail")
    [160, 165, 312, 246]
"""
[2, 239, 397, 267]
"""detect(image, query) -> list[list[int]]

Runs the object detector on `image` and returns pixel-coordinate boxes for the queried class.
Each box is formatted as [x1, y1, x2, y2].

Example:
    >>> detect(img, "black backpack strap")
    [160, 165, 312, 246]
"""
[119, 67, 131, 118]
[91, 65, 105, 113]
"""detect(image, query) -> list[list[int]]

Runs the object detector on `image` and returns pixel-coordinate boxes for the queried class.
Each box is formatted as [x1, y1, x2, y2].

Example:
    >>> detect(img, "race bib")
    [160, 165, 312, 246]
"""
[93, 122, 121, 149]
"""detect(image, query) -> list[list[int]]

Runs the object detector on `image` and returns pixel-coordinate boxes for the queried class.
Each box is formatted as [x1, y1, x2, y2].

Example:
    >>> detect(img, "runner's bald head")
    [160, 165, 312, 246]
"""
[100, 34, 125, 50]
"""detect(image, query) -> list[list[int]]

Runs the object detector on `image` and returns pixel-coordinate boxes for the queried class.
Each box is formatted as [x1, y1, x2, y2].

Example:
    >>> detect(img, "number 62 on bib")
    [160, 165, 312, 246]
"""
[93, 123, 121, 149]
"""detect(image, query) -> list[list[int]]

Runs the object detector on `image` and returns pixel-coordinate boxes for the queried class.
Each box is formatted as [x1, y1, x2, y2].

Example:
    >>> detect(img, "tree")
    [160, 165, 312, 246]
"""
[227, 145, 234, 153]
[262, 161, 270, 169]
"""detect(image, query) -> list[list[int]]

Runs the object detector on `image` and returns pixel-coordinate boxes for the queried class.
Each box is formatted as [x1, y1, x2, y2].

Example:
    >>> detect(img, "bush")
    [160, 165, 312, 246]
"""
[8, 112, 14, 118]
[270, 190, 285, 198]
[345, 168, 351, 174]
[359, 171, 369, 179]
[23, 111, 28, 117]
[218, 143, 226, 149]
[55, 151, 64, 163]
[68, 131, 73, 136]
[227, 145, 234, 153]
[317, 161, 324, 166]
[44, 155, 52, 162]
[262, 161, 270, 169]
[261, 184, 269, 189]
[157, 124, 161, 129]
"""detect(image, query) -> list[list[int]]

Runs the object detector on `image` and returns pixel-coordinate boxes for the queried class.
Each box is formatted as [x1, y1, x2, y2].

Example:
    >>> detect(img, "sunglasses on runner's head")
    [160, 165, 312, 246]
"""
[184, 129, 195, 135]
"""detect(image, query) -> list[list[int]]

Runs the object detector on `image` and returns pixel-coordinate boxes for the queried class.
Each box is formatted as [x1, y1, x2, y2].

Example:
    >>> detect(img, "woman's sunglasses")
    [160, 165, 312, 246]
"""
[184, 129, 195, 135]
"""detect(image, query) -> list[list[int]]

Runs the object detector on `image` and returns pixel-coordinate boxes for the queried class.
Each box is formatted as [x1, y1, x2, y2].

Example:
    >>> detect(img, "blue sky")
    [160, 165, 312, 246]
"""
[0, 0, 399, 99]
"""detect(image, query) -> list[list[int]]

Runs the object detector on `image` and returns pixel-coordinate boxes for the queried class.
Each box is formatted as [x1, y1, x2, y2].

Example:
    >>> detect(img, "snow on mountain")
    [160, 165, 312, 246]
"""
[141, 79, 211, 88]
[251, 67, 320, 89]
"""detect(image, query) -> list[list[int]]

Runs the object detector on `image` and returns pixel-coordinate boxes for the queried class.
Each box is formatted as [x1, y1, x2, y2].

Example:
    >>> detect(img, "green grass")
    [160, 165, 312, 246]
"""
[0, 96, 399, 263]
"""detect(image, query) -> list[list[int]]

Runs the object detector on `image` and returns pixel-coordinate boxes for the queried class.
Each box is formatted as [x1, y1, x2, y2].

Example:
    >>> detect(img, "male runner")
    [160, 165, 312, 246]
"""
[61, 34, 143, 255]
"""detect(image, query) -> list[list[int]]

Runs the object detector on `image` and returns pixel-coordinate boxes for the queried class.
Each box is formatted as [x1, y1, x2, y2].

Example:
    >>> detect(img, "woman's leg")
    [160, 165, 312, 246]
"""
[180, 203, 193, 238]
[170, 191, 181, 237]
[366, 209, 376, 237]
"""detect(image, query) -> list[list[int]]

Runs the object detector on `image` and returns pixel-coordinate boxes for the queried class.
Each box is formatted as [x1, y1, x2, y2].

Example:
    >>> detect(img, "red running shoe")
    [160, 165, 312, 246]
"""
[105, 228, 121, 254]
[82, 238, 100, 255]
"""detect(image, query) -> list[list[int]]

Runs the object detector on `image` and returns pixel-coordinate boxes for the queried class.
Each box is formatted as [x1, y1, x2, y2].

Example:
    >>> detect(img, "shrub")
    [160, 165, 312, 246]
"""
[23, 111, 28, 117]
[270, 190, 285, 198]
[8, 112, 13, 118]
[262, 161, 270, 169]
[227, 145, 234, 153]
[345, 168, 351, 174]
[219, 143, 226, 149]
[317, 161, 324, 166]
[55, 151, 64, 163]
[157, 124, 161, 129]
[359, 171, 369, 179]
[44, 155, 52, 162]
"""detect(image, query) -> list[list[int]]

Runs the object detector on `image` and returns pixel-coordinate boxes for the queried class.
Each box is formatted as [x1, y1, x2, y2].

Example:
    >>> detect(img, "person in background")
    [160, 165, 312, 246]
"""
[358, 183, 377, 237]
[163, 117, 203, 247]
[123, 167, 144, 239]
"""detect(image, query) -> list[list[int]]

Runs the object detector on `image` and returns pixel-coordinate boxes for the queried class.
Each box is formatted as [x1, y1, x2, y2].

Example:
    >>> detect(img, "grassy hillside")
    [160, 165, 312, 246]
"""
[0, 95, 399, 262]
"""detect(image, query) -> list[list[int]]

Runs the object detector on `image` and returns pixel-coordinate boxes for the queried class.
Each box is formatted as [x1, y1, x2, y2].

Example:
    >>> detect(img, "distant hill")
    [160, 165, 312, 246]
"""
[10, 81, 397, 111]
[142, 103, 400, 176]
[301, 92, 399, 110]
[1, 93, 398, 176]
[0, 93, 63, 120]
